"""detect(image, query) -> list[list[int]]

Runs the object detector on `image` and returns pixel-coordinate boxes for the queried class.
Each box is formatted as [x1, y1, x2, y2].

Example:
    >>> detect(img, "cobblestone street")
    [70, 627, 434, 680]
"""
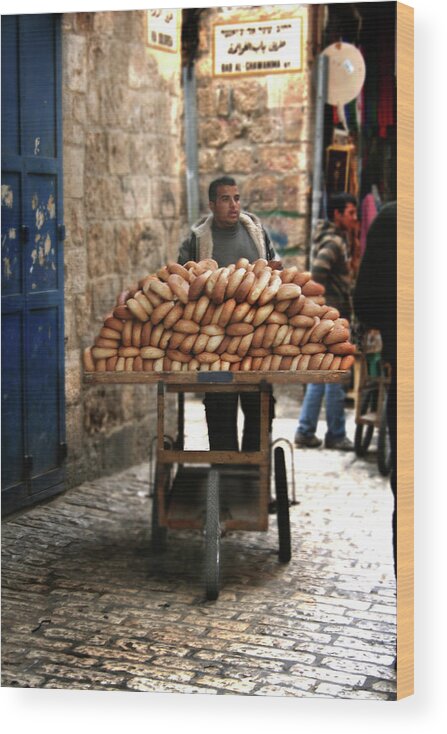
[1, 391, 396, 699]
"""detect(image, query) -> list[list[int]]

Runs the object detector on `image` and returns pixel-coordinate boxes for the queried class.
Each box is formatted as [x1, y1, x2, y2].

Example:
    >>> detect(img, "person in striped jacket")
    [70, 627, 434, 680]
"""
[295, 193, 358, 450]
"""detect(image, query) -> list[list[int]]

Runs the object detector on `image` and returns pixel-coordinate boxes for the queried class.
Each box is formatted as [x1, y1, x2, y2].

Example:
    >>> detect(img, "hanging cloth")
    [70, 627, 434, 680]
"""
[377, 32, 395, 138]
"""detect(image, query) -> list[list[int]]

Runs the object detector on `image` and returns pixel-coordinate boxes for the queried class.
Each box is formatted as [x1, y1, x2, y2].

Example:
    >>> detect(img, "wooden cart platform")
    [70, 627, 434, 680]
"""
[84, 370, 349, 387]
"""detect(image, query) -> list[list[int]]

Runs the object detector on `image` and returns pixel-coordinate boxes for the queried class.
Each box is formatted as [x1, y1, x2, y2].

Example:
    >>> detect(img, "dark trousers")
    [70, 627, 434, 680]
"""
[387, 368, 397, 578]
[204, 391, 275, 452]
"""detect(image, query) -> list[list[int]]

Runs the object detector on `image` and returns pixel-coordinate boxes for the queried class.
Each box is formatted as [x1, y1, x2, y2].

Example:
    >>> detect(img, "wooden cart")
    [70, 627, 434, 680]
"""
[84, 369, 349, 600]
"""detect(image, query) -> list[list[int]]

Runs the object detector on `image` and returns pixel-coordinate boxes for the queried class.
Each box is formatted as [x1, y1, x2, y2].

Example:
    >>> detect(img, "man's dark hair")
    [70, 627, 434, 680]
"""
[327, 193, 357, 221]
[209, 176, 237, 203]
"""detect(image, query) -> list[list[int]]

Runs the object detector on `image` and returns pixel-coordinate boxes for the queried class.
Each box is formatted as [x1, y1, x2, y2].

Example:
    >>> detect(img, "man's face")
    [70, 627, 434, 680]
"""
[334, 202, 358, 232]
[209, 185, 241, 227]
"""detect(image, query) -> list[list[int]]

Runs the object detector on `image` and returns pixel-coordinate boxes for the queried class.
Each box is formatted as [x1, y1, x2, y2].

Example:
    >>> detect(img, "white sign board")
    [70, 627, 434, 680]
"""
[213, 17, 303, 77]
[147, 9, 179, 53]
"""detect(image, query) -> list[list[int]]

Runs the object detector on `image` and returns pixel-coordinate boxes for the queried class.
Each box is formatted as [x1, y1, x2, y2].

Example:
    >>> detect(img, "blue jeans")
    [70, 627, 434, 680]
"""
[297, 383, 346, 442]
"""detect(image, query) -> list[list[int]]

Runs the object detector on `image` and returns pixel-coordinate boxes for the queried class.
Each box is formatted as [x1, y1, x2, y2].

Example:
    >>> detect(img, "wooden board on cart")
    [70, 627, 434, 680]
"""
[84, 370, 349, 386]
[166, 465, 262, 531]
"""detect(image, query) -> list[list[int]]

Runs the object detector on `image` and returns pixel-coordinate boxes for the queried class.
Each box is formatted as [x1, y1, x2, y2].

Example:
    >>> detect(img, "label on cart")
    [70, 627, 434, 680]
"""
[197, 371, 234, 383]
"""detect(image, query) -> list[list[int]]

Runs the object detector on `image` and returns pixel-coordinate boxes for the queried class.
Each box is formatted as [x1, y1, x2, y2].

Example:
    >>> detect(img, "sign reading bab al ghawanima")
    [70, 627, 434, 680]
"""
[213, 17, 303, 77]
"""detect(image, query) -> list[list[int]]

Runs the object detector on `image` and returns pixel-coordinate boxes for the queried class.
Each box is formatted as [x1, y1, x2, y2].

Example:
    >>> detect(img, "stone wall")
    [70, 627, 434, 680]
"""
[62, 11, 181, 487]
[188, 4, 316, 267]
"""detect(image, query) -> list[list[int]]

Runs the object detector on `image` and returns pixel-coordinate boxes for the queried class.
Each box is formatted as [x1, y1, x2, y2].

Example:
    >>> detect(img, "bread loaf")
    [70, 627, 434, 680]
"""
[167, 262, 190, 280]
[95, 337, 120, 349]
[85, 258, 355, 374]
[122, 320, 133, 347]
[163, 303, 184, 329]
[167, 274, 190, 304]
[226, 322, 254, 337]
[151, 300, 176, 325]
[83, 347, 96, 372]
[100, 326, 122, 340]
[173, 319, 200, 335]
[104, 316, 125, 332]
[140, 346, 165, 360]
[189, 270, 212, 300]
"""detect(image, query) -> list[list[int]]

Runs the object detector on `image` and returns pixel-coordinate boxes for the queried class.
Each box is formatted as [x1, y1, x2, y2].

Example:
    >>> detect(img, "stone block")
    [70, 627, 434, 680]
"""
[113, 10, 145, 43]
[197, 87, 215, 117]
[103, 424, 138, 472]
[120, 386, 151, 423]
[228, 115, 246, 139]
[98, 81, 131, 129]
[92, 11, 115, 35]
[283, 76, 307, 105]
[83, 387, 119, 437]
[232, 81, 267, 115]
[283, 106, 305, 143]
[247, 114, 282, 144]
[86, 88, 100, 126]
[84, 176, 124, 221]
[169, 95, 181, 137]
[86, 131, 108, 174]
[114, 223, 133, 275]
[216, 86, 230, 117]
[73, 12, 95, 34]
[61, 14, 75, 33]
[258, 145, 298, 172]
[64, 146, 84, 200]
[72, 93, 87, 127]
[199, 119, 231, 148]
[241, 175, 279, 212]
[280, 174, 300, 212]
[64, 199, 85, 248]
[65, 351, 82, 407]
[122, 176, 152, 220]
[108, 132, 131, 175]
[63, 120, 84, 148]
[222, 147, 254, 174]
[154, 136, 177, 177]
[91, 275, 122, 322]
[132, 221, 165, 272]
[128, 45, 151, 90]
[74, 293, 93, 344]
[198, 149, 219, 174]
[266, 216, 309, 253]
[65, 247, 87, 296]
[280, 172, 311, 215]
[65, 34, 87, 94]
[65, 403, 84, 461]
[87, 222, 116, 279]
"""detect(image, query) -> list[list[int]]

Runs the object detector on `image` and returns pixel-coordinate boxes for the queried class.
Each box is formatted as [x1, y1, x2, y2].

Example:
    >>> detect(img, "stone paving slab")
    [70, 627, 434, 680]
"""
[1, 395, 396, 699]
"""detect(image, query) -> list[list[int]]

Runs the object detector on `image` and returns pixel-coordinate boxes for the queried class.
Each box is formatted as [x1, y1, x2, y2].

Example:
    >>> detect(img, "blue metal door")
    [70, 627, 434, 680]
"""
[2, 14, 66, 514]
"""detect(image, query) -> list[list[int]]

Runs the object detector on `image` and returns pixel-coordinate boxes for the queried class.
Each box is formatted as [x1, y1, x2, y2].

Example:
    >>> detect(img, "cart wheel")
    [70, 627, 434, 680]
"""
[274, 447, 291, 563]
[151, 462, 167, 552]
[205, 468, 220, 601]
[377, 395, 392, 477]
[354, 388, 377, 457]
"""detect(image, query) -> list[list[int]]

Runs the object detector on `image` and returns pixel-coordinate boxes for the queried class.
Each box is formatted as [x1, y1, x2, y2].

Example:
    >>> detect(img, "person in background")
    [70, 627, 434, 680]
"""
[178, 176, 278, 453]
[294, 193, 358, 451]
[353, 201, 397, 575]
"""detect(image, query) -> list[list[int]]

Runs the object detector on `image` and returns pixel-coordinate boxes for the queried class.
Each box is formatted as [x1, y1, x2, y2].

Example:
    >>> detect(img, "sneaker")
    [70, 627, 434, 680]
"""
[324, 436, 354, 451]
[294, 432, 322, 448]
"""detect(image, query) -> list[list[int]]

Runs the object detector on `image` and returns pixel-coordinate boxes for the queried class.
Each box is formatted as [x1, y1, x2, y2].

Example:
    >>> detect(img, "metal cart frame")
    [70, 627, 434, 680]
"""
[84, 370, 349, 599]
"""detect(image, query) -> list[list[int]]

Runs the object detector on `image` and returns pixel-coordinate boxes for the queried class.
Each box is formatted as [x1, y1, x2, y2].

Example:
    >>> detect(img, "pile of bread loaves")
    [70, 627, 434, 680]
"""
[83, 258, 355, 374]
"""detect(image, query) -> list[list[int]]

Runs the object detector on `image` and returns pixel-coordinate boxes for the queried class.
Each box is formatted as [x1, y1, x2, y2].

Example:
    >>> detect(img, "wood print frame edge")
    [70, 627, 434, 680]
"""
[397, 0, 414, 701]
